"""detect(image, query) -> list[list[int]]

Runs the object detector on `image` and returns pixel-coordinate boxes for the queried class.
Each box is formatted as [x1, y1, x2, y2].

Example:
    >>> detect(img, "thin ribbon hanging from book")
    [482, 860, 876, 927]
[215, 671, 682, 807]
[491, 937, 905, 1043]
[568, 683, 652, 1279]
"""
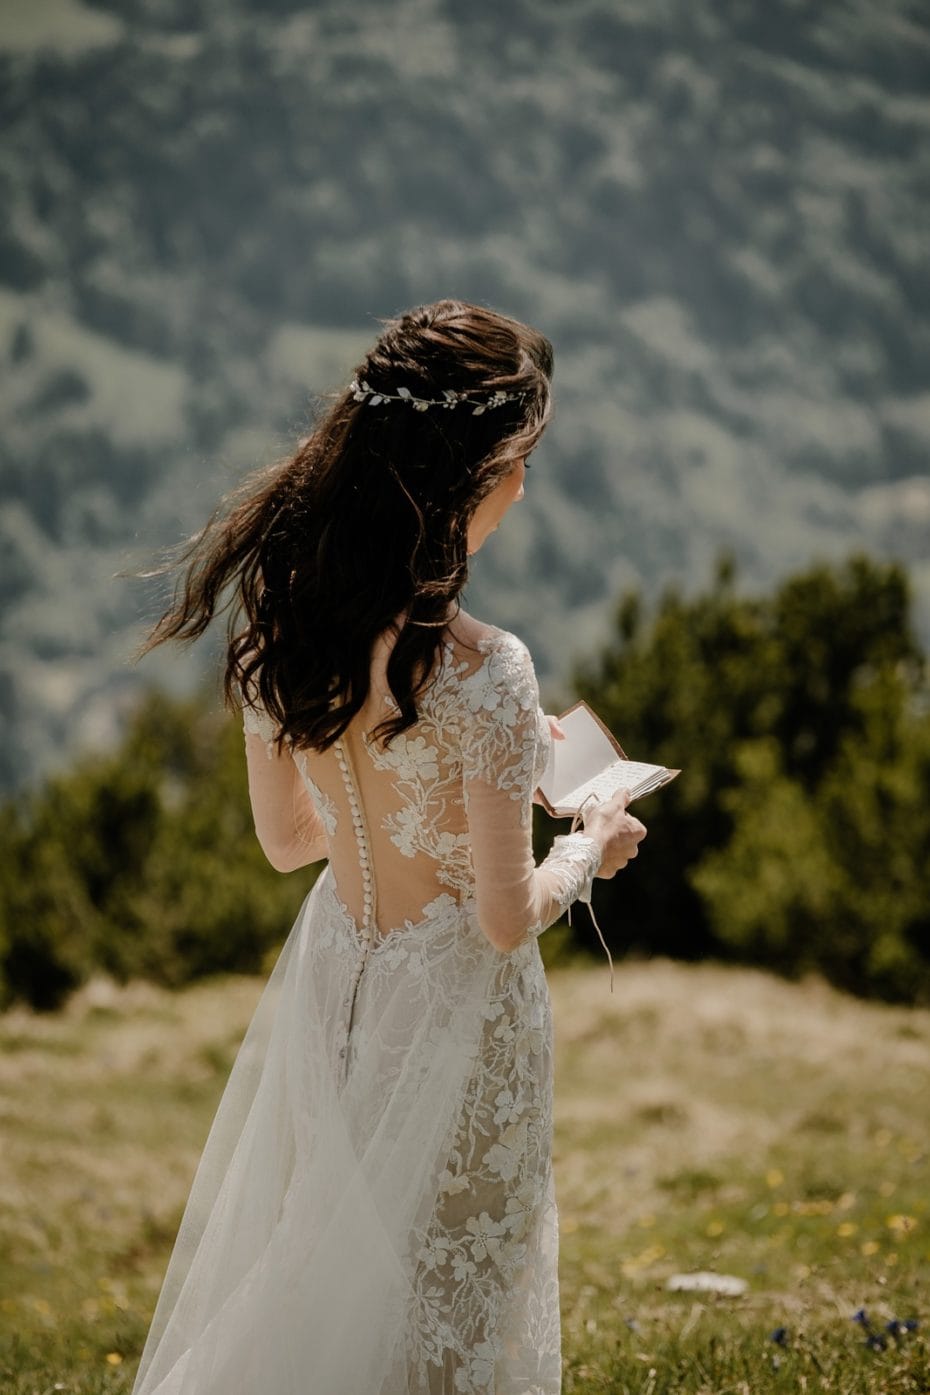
[568, 793, 615, 994]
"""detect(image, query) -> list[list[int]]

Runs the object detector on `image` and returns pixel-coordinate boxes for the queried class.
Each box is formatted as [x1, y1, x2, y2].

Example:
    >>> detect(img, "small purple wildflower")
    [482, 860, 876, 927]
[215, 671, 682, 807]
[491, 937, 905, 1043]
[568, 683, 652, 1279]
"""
[769, 1326, 788, 1346]
[886, 1317, 920, 1338]
[851, 1307, 870, 1327]
[865, 1332, 888, 1351]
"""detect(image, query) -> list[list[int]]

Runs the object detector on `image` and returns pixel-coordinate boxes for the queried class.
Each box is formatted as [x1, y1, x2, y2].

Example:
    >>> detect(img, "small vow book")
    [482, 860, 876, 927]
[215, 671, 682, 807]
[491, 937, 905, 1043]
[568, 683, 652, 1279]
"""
[536, 700, 680, 818]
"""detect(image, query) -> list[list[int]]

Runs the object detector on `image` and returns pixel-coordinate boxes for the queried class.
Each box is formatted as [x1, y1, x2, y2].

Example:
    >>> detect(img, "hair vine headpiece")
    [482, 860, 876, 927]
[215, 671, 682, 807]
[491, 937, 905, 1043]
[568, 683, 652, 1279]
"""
[349, 378, 525, 416]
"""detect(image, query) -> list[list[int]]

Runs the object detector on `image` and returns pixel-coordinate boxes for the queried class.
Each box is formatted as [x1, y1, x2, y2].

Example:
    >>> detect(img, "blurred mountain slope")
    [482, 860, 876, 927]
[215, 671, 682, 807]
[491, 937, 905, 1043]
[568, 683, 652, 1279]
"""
[0, 0, 928, 787]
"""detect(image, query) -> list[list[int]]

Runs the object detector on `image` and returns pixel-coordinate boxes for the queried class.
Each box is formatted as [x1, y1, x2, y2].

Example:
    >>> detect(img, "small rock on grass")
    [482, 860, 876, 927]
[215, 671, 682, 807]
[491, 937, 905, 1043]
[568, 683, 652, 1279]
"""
[665, 1271, 748, 1296]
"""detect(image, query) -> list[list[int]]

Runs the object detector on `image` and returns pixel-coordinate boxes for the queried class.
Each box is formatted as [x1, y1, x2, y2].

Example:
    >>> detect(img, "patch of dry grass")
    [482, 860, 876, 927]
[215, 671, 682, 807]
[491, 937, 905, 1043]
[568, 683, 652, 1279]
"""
[1, 958, 928, 1391]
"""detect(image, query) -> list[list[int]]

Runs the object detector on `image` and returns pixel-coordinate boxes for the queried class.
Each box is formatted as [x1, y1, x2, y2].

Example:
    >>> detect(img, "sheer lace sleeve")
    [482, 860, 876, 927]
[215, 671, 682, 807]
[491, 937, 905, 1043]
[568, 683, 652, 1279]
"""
[459, 634, 602, 952]
[241, 701, 329, 873]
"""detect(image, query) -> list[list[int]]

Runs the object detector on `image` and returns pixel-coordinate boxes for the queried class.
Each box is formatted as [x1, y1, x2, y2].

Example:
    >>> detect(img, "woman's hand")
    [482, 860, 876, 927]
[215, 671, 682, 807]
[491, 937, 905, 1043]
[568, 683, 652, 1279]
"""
[582, 789, 647, 878]
[546, 714, 567, 743]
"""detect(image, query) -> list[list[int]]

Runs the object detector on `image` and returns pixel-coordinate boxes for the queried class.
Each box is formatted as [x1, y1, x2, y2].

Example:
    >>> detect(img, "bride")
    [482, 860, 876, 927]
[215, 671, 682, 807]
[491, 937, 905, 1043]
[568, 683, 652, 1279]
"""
[133, 299, 645, 1395]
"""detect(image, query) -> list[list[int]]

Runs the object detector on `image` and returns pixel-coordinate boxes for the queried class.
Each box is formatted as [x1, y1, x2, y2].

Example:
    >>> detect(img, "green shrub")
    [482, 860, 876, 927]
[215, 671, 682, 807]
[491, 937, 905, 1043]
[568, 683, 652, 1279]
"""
[574, 554, 930, 1002]
[0, 690, 316, 1009]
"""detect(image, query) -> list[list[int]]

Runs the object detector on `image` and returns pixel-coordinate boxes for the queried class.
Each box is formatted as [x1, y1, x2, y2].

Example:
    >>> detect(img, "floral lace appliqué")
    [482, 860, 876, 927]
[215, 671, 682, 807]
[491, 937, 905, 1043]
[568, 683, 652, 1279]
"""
[293, 751, 339, 837]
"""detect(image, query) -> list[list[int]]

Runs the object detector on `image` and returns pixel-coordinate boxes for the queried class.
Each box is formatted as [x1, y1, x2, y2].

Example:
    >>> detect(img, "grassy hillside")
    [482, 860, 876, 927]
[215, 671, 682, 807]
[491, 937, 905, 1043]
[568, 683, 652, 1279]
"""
[1, 958, 927, 1391]
[0, 0, 929, 789]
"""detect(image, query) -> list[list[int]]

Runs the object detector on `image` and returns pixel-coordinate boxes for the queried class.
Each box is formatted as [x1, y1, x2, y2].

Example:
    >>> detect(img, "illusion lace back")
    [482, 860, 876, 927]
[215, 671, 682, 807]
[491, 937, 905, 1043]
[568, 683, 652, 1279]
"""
[131, 620, 602, 1395]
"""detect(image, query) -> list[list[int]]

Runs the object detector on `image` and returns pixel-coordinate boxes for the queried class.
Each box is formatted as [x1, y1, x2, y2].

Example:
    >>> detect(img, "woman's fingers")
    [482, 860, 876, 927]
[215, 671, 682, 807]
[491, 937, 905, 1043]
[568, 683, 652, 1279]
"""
[605, 787, 633, 810]
[587, 799, 648, 879]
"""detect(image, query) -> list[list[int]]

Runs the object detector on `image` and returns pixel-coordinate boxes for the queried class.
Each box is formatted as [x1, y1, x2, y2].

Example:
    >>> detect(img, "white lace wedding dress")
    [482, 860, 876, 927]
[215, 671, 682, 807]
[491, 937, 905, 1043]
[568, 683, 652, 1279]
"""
[132, 619, 602, 1395]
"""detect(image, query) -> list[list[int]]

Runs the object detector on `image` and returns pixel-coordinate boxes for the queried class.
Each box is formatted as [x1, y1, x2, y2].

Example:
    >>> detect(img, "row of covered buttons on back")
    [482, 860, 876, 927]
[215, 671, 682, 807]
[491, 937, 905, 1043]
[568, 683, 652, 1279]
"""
[334, 740, 374, 936]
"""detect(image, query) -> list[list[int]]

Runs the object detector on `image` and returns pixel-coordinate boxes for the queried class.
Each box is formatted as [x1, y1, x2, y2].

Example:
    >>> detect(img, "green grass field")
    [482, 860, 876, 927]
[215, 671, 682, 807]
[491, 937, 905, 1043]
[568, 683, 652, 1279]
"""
[1, 957, 927, 1393]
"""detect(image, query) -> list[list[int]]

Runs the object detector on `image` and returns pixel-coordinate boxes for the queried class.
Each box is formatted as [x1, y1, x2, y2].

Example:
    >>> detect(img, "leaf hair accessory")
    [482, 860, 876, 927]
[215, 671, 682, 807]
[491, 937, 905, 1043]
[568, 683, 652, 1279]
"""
[350, 378, 525, 416]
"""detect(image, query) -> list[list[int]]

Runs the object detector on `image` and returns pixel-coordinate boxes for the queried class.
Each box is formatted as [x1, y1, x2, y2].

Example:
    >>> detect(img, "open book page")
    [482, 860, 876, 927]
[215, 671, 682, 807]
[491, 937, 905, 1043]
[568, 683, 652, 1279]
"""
[536, 701, 679, 817]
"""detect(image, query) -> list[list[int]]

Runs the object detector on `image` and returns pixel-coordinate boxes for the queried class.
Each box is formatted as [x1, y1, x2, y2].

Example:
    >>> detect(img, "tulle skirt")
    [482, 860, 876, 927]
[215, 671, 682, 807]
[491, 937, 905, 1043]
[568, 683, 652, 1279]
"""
[132, 868, 561, 1395]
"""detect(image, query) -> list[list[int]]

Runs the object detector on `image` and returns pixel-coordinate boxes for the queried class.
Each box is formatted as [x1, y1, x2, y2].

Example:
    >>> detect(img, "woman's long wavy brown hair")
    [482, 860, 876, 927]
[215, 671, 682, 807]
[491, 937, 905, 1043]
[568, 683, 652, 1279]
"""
[141, 300, 553, 751]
